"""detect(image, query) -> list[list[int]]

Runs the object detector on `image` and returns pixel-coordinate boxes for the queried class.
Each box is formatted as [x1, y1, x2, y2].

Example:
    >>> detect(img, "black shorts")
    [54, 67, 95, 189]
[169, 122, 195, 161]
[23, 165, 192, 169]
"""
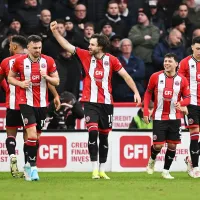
[83, 102, 113, 132]
[6, 109, 23, 128]
[186, 104, 200, 128]
[19, 104, 47, 133]
[153, 120, 182, 144]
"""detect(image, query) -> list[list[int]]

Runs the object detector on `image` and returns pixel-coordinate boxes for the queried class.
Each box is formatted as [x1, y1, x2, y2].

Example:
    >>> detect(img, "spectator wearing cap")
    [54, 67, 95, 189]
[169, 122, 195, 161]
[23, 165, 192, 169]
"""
[15, 0, 41, 35]
[152, 29, 185, 71]
[64, 16, 85, 49]
[100, 21, 115, 39]
[82, 22, 95, 50]
[8, 17, 25, 36]
[117, 0, 136, 31]
[109, 35, 121, 57]
[0, 28, 18, 62]
[129, 100, 154, 129]
[98, 0, 128, 38]
[43, 19, 67, 59]
[112, 38, 145, 102]
[148, 0, 166, 37]
[128, 6, 160, 81]
[34, 9, 51, 41]
[171, 15, 187, 46]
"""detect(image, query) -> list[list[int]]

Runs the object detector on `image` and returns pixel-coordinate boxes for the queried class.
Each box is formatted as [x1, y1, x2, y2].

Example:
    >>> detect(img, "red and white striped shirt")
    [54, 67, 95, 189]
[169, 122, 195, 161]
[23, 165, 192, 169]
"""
[11, 54, 57, 107]
[178, 55, 200, 106]
[76, 48, 122, 104]
[144, 71, 190, 120]
[0, 54, 22, 110]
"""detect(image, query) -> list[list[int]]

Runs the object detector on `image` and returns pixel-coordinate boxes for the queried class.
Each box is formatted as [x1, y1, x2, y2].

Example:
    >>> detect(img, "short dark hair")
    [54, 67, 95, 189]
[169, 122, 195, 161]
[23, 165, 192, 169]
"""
[164, 53, 178, 62]
[108, 0, 118, 7]
[90, 34, 110, 52]
[11, 35, 27, 49]
[27, 35, 42, 44]
[192, 36, 200, 45]
[178, 3, 188, 9]
[56, 19, 65, 26]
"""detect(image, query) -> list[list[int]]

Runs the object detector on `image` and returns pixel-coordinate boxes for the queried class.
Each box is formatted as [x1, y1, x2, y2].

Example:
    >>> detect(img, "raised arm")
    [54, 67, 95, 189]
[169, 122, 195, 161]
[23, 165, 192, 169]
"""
[50, 21, 76, 54]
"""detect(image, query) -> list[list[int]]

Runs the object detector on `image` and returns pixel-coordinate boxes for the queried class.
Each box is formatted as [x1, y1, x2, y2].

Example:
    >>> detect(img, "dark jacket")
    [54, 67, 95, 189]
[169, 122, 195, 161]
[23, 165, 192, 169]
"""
[112, 54, 145, 102]
[152, 37, 185, 71]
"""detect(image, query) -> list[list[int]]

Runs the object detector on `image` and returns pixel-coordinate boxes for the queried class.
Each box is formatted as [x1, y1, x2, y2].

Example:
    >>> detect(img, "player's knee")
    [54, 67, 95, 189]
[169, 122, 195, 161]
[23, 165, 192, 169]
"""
[88, 130, 98, 143]
[167, 143, 177, 150]
[153, 144, 163, 151]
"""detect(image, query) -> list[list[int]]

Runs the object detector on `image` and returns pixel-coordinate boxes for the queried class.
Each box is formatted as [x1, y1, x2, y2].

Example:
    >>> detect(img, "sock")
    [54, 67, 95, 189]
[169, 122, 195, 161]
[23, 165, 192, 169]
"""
[92, 161, 98, 171]
[5, 136, 16, 156]
[198, 142, 200, 155]
[164, 148, 176, 170]
[99, 133, 109, 164]
[88, 130, 98, 161]
[190, 133, 199, 168]
[151, 145, 161, 160]
[26, 138, 37, 167]
[36, 140, 40, 163]
[99, 163, 106, 172]
[23, 142, 28, 164]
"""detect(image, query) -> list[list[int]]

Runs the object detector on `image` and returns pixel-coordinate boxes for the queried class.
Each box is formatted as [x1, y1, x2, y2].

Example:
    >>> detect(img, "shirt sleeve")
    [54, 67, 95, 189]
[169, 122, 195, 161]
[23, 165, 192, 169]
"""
[47, 57, 57, 74]
[178, 59, 187, 77]
[112, 57, 123, 72]
[75, 47, 90, 62]
[0, 59, 6, 75]
[147, 73, 156, 92]
[180, 77, 191, 106]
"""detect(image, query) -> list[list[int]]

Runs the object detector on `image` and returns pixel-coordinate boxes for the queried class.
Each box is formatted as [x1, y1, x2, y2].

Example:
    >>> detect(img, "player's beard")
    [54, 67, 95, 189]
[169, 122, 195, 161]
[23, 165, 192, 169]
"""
[33, 52, 41, 58]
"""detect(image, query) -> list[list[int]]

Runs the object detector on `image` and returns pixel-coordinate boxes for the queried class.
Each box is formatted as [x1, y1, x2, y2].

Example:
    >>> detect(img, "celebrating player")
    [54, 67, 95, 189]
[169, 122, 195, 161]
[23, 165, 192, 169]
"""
[50, 21, 141, 179]
[8, 35, 59, 181]
[178, 36, 200, 178]
[144, 53, 190, 179]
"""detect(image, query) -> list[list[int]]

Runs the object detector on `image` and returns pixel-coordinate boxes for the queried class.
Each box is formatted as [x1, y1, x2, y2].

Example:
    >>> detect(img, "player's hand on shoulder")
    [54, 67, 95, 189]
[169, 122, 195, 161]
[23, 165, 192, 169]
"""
[143, 116, 150, 124]
[134, 92, 141, 106]
[20, 80, 30, 89]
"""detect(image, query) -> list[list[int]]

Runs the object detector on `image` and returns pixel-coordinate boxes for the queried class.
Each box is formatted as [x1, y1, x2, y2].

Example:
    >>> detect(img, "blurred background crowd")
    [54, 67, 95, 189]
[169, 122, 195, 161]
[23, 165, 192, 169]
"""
[0, 0, 199, 128]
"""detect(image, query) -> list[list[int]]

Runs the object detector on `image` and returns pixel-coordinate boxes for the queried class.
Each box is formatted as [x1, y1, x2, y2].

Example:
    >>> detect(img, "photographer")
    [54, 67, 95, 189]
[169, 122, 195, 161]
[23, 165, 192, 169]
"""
[47, 91, 84, 130]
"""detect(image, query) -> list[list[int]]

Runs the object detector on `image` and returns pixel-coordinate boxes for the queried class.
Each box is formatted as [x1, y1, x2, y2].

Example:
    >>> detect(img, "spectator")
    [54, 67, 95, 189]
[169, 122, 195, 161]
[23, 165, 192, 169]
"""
[16, 0, 41, 35]
[73, 4, 88, 31]
[112, 38, 145, 102]
[51, 0, 80, 20]
[7, 17, 25, 36]
[109, 35, 121, 57]
[34, 9, 51, 41]
[152, 29, 185, 71]
[55, 49, 82, 99]
[100, 21, 115, 39]
[42, 19, 67, 59]
[82, 22, 95, 50]
[117, 0, 135, 31]
[148, 0, 166, 37]
[128, 7, 160, 81]
[186, 28, 200, 55]
[64, 16, 85, 48]
[129, 100, 154, 129]
[98, 0, 128, 37]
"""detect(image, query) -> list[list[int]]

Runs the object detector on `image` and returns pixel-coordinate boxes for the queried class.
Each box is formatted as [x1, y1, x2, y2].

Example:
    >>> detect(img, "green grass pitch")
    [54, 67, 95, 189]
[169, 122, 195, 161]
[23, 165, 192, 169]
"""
[0, 172, 200, 200]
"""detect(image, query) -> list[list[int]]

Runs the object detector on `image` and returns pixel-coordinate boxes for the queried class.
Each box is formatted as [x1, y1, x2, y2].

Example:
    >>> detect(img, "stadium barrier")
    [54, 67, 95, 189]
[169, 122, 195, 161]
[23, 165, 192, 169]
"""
[0, 130, 190, 172]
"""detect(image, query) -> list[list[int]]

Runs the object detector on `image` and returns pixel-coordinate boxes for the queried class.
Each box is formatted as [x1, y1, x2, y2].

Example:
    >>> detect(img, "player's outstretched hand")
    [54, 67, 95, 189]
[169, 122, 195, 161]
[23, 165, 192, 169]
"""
[134, 92, 141, 106]
[143, 116, 150, 124]
[54, 96, 61, 111]
[20, 80, 30, 89]
[50, 21, 57, 32]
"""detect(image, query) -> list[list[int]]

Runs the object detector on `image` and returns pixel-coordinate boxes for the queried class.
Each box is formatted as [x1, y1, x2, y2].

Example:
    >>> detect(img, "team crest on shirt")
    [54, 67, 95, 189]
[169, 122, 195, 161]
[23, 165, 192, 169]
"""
[104, 61, 109, 66]
[153, 135, 157, 140]
[41, 63, 46, 68]
[23, 118, 28, 125]
[175, 81, 180, 86]
[85, 116, 90, 122]
[188, 118, 194, 125]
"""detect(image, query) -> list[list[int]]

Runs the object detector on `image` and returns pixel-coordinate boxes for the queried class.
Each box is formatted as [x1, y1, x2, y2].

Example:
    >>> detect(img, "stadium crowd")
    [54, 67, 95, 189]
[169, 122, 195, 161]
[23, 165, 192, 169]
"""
[0, 0, 199, 103]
